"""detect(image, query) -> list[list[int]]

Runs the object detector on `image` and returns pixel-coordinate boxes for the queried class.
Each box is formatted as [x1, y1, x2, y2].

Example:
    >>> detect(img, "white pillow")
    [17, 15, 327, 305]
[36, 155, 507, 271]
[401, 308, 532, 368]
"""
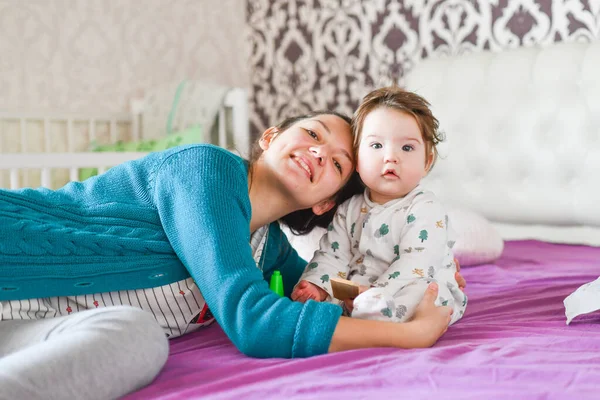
[281, 224, 328, 263]
[281, 207, 504, 267]
[446, 206, 504, 266]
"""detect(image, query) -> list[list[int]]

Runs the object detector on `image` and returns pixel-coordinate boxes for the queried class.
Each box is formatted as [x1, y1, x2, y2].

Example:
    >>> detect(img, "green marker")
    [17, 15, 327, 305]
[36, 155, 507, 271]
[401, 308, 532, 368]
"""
[270, 270, 284, 297]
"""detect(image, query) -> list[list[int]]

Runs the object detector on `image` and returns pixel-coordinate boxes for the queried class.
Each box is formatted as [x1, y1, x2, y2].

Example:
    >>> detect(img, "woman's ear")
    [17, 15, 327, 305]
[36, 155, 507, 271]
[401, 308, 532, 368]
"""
[312, 199, 335, 216]
[259, 127, 280, 150]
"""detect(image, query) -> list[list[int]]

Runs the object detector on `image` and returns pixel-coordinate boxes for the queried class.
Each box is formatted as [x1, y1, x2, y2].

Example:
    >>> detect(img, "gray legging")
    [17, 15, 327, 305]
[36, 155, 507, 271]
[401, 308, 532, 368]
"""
[0, 306, 169, 400]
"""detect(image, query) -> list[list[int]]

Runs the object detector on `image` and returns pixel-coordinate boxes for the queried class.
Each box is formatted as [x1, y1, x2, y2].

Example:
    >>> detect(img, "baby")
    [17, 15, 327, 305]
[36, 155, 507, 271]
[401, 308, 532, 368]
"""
[292, 86, 467, 325]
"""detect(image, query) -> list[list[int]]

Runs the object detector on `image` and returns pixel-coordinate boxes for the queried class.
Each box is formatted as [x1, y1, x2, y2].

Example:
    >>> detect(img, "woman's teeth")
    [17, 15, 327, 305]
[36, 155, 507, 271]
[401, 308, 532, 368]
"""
[297, 158, 312, 180]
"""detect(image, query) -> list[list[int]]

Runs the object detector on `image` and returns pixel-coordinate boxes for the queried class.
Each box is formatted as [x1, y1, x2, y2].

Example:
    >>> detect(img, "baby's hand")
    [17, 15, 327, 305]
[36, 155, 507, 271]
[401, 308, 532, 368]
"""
[291, 280, 328, 303]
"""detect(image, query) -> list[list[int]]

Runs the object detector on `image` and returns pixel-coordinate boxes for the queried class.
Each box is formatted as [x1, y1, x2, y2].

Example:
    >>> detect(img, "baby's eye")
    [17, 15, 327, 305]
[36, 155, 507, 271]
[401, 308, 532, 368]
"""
[402, 145, 414, 152]
[307, 129, 318, 139]
[370, 142, 382, 149]
[334, 160, 342, 173]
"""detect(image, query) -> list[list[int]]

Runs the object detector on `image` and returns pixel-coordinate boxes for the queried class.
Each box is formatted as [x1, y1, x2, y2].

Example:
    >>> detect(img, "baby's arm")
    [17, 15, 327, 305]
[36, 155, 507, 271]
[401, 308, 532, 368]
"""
[353, 193, 452, 322]
[292, 201, 354, 302]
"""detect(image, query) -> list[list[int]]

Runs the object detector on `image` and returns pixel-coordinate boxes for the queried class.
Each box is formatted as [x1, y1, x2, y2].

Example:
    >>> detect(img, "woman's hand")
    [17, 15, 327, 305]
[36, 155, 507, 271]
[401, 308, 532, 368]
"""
[291, 280, 328, 303]
[328, 282, 452, 352]
[342, 259, 466, 314]
[402, 282, 453, 347]
[454, 258, 466, 291]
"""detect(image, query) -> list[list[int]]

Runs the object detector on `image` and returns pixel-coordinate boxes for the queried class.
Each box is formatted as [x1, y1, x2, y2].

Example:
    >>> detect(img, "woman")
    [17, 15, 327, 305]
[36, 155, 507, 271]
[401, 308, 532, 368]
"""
[0, 111, 465, 399]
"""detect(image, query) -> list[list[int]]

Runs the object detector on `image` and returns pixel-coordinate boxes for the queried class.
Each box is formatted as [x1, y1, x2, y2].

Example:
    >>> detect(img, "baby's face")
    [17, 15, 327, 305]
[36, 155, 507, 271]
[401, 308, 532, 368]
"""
[356, 107, 431, 204]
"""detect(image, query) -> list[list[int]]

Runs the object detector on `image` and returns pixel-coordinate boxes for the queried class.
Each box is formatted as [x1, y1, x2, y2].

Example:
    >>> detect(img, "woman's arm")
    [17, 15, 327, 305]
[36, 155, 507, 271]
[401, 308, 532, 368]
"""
[329, 281, 452, 351]
[152, 146, 342, 358]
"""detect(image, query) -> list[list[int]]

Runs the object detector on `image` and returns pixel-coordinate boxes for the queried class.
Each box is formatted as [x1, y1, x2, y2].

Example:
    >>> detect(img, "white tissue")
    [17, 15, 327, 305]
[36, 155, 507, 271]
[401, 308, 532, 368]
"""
[564, 276, 600, 325]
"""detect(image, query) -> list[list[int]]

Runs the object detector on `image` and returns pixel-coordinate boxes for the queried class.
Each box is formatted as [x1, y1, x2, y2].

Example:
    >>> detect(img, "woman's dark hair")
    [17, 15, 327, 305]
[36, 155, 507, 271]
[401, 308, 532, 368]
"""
[249, 111, 364, 235]
[283, 170, 363, 234]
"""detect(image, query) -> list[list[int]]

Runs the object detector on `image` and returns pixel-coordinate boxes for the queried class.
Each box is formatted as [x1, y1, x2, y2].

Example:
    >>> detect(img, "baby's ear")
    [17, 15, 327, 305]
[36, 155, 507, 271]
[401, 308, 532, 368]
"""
[424, 151, 434, 175]
[259, 127, 280, 150]
[312, 199, 335, 216]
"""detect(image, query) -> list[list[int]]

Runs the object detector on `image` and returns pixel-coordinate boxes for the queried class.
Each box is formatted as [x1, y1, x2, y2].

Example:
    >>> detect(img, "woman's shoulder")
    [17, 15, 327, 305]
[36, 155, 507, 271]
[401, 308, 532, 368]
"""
[158, 144, 245, 166]
[150, 144, 248, 179]
[148, 144, 250, 198]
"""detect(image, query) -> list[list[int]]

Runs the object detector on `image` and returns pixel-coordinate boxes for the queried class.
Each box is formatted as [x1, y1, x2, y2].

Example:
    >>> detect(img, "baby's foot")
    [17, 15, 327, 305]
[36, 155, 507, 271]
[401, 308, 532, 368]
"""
[291, 280, 328, 303]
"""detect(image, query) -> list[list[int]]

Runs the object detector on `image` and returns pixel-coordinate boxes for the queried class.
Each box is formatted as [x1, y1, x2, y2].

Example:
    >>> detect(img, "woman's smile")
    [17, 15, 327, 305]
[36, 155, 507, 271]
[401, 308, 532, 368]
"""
[292, 155, 314, 182]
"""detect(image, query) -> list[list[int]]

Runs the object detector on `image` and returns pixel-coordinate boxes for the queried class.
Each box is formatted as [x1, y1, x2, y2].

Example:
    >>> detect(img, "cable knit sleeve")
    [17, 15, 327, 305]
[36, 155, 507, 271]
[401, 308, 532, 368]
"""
[152, 145, 342, 358]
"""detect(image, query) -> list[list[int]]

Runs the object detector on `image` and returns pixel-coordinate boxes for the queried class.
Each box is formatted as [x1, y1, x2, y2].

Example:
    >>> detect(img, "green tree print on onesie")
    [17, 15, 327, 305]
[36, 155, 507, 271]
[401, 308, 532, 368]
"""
[307, 262, 318, 271]
[392, 244, 400, 262]
[320, 274, 329, 284]
[381, 300, 395, 318]
[419, 230, 428, 242]
[331, 242, 339, 252]
[407, 214, 416, 224]
[374, 224, 389, 238]
[327, 223, 334, 231]
[350, 222, 356, 237]
[389, 271, 400, 279]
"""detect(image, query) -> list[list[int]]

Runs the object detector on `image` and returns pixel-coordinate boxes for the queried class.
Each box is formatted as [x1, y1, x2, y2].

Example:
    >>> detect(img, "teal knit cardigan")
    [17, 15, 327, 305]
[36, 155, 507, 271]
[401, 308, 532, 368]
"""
[0, 145, 342, 358]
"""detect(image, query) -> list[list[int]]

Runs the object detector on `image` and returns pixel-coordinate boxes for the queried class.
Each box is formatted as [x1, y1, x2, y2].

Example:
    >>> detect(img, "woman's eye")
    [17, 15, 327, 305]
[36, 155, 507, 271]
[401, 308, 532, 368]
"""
[370, 142, 382, 149]
[334, 160, 342, 173]
[402, 145, 414, 152]
[307, 129, 318, 139]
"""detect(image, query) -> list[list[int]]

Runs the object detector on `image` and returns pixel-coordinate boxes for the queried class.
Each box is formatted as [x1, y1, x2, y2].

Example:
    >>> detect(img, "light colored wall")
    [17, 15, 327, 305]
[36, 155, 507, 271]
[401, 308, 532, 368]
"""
[0, 0, 249, 113]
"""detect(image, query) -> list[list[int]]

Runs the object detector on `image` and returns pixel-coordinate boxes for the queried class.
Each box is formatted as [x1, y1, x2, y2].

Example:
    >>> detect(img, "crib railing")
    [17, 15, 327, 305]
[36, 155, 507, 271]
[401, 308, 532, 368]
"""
[0, 88, 249, 190]
[0, 111, 135, 151]
[0, 152, 148, 189]
[0, 112, 135, 189]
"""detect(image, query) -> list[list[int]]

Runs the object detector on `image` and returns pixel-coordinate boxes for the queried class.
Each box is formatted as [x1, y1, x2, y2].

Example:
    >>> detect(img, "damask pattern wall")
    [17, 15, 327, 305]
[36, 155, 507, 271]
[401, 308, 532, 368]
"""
[0, 0, 248, 113]
[247, 0, 600, 135]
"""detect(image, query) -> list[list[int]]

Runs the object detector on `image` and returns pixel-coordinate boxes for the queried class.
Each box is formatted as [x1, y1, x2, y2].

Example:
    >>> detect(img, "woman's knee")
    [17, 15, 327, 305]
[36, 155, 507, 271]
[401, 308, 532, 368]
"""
[69, 306, 169, 381]
[107, 306, 169, 365]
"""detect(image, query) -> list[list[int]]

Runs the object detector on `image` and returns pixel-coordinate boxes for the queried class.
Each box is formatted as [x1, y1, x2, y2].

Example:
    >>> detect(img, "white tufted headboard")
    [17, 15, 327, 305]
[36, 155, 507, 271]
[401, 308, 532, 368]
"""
[405, 41, 600, 246]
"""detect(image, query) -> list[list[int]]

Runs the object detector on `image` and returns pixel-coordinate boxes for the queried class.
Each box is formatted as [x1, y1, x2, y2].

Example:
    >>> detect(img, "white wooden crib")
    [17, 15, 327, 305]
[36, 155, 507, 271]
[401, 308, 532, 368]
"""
[0, 87, 249, 190]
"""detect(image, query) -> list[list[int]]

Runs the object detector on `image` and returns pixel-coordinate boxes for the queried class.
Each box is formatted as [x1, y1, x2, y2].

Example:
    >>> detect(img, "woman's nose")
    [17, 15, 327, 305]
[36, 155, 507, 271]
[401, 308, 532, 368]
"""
[310, 146, 328, 165]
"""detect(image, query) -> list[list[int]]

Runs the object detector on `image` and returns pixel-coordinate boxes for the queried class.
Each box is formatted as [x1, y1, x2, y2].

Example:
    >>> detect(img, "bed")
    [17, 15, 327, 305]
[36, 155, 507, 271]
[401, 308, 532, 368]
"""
[3, 41, 600, 399]
[126, 240, 600, 399]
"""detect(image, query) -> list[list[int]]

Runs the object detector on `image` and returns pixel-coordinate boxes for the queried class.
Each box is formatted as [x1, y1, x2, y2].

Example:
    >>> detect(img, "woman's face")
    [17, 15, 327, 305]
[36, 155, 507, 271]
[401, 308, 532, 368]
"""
[259, 114, 355, 213]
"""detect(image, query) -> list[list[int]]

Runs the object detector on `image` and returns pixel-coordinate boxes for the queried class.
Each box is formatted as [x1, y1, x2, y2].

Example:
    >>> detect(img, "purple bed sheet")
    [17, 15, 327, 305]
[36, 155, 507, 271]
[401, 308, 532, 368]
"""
[126, 240, 600, 400]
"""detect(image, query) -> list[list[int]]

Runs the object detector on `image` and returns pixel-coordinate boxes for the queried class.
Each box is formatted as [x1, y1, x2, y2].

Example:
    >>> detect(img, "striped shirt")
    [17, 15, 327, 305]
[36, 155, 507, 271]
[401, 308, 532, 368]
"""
[0, 225, 269, 339]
